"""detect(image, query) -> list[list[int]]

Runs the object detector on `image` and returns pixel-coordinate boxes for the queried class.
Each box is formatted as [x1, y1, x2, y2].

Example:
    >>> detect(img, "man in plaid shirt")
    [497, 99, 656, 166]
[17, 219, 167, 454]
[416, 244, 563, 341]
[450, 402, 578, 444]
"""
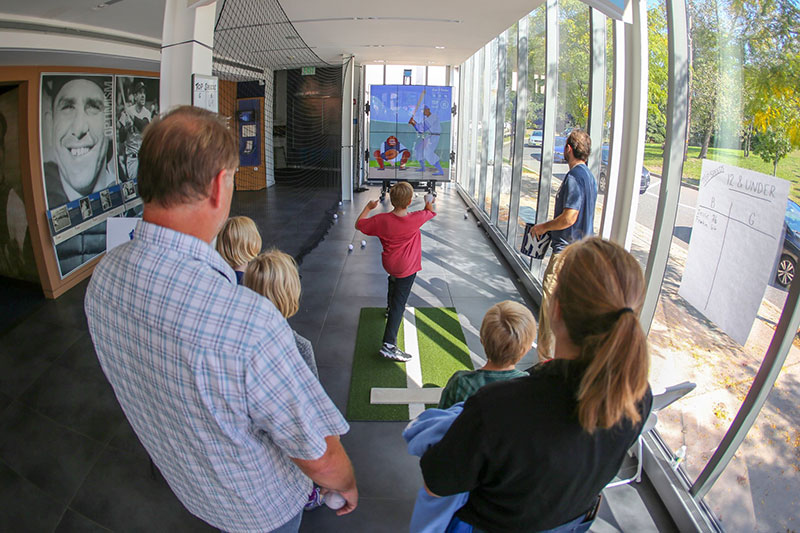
[85, 106, 357, 532]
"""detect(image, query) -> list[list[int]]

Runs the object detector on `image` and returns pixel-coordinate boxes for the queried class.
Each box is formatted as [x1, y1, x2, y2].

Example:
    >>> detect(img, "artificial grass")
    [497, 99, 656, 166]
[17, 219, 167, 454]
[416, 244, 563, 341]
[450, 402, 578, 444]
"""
[346, 307, 473, 421]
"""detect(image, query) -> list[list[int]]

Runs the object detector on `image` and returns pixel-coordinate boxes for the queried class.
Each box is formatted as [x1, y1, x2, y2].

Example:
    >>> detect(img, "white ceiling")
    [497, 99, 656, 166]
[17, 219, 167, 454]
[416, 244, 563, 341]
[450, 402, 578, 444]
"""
[0, 0, 543, 68]
[280, 0, 544, 66]
[0, 0, 165, 39]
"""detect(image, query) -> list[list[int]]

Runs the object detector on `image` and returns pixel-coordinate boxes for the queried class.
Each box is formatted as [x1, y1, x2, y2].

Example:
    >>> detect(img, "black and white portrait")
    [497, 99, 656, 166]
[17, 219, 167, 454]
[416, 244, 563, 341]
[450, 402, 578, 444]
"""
[41, 74, 116, 210]
[115, 76, 159, 182]
[80, 197, 92, 220]
[100, 189, 112, 211]
[41, 74, 115, 277]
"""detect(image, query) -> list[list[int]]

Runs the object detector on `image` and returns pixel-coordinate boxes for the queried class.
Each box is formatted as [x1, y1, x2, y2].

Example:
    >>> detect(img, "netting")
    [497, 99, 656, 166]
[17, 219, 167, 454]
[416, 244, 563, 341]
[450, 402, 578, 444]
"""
[212, 0, 344, 264]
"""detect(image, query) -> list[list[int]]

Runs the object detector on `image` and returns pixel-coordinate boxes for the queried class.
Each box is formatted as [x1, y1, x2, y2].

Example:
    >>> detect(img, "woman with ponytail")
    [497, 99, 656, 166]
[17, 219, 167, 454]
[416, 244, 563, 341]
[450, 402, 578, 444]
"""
[420, 237, 652, 533]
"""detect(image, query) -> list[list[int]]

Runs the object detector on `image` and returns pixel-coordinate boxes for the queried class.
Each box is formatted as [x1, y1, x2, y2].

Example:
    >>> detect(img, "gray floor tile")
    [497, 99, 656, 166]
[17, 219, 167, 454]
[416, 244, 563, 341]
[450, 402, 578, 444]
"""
[317, 364, 352, 414]
[55, 333, 101, 372]
[0, 321, 84, 398]
[54, 509, 112, 532]
[333, 273, 390, 300]
[299, 497, 416, 533]
[0, 460, 65, 532]
[19, 362, 126, 443]
[0, 402, 104, 504]
[70, 446, 217, 532]
[342, 422, 423, 498]
[0, 391, 10, 417]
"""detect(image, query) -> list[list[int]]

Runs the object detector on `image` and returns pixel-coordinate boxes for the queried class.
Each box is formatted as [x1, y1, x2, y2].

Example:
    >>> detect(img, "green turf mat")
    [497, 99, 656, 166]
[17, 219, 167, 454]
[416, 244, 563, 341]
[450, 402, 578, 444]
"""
[346, 307, 473, 421]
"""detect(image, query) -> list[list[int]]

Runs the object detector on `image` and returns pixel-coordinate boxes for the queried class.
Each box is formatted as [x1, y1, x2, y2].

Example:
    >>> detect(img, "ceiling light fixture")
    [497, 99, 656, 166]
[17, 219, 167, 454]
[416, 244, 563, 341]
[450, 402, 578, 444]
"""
[435, 46, 445, 49]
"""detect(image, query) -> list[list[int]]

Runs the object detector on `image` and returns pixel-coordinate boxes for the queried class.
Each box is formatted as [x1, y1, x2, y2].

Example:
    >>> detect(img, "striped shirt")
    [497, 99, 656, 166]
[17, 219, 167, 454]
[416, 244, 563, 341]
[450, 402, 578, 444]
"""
[85, 221, 349, 532]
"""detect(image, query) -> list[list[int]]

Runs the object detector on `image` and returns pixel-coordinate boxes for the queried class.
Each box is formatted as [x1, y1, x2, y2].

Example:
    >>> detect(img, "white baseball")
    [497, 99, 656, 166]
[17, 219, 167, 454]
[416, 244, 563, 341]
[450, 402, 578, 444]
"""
[333, 214, 338, 219]
[324, 492, 346, 510]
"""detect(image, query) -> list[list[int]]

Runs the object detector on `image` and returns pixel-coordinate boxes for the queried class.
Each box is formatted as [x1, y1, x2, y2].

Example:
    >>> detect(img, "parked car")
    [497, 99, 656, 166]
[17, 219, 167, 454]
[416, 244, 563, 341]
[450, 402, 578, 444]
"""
[598, 145, 650, 195]
[526, 129, 543, 147]
[776, 199, 800, 288]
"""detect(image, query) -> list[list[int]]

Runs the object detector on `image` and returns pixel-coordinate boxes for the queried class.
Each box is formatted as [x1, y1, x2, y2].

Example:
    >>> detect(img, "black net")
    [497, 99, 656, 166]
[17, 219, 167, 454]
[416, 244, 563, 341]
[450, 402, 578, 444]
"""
[212, 0, 343, 264]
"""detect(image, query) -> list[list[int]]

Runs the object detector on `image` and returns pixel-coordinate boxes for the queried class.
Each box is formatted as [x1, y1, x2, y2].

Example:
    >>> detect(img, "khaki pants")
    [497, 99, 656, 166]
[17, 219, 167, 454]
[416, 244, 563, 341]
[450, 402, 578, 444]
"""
[537, 251, 566, 362]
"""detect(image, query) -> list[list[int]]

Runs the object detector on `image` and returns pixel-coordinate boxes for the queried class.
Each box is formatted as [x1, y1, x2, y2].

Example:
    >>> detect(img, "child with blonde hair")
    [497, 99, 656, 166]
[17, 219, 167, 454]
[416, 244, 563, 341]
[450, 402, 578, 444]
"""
[216, 216, 262, 285]
[243, 250, 318, 379]
[438, 300, 536, 409]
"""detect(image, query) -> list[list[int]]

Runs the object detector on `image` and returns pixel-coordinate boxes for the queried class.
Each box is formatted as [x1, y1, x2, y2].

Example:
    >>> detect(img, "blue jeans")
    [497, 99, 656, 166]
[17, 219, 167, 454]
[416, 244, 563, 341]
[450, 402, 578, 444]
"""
[383, 273, 416, 345]
[445, 513, 593, 533]
[268, 511, 302, 533]
[221, 511, 301, 533]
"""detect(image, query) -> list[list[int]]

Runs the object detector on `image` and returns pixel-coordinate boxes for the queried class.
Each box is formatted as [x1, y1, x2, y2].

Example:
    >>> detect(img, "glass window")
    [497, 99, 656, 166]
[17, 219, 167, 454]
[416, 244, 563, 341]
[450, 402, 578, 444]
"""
[365, 65, 384, 94]
[483, 40, 499, 214]
[647, 0, 800, 529]
[550, 0, 590, 233]
[498, 25, 518, 238]
[427, 66, 447, 86]
[625, 1, 668, 270]
[514, 5, 547, 263]
[385, 65, 425, 85]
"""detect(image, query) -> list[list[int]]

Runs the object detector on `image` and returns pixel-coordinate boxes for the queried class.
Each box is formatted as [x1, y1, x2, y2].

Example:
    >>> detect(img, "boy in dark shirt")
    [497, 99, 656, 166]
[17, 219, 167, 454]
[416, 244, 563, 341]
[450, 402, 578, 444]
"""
[438, 300, 536, 409]
[355, 182, 435, 361]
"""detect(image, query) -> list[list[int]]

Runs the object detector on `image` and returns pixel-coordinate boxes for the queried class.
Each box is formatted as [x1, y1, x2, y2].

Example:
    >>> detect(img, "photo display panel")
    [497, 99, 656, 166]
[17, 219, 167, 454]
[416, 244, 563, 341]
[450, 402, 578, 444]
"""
[40, 73, 155, 278]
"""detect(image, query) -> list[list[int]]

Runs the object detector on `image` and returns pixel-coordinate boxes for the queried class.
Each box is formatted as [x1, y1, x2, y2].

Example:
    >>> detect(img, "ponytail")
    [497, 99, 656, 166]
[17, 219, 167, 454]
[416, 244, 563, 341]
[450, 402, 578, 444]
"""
[554, 238, 650, 433]
[577, 310, 649, 433]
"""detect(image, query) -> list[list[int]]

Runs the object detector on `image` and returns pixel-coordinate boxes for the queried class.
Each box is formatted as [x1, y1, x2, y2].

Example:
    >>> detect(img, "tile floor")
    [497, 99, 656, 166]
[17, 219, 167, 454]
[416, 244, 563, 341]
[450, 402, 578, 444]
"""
[0, 183, 677, 532]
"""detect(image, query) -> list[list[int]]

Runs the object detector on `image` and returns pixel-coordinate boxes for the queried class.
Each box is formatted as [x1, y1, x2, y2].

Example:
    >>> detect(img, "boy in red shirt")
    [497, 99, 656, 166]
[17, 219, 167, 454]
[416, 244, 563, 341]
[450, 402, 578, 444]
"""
[356, 182, 436, 361]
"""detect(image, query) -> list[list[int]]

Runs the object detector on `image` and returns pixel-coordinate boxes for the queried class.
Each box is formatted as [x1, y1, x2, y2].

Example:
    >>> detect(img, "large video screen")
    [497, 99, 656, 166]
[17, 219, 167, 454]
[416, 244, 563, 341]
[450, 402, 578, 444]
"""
[369, 85, 452, 182]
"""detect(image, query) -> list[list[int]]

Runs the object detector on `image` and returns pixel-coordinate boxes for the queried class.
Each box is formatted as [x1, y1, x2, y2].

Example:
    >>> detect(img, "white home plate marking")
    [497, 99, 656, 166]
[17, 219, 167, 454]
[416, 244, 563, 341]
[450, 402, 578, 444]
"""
[403, 306, 424, 419]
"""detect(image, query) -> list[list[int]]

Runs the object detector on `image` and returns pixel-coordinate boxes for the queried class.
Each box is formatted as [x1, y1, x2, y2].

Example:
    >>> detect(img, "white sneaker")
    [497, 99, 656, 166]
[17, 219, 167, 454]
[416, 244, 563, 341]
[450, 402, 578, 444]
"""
[379, 343, 412, 362]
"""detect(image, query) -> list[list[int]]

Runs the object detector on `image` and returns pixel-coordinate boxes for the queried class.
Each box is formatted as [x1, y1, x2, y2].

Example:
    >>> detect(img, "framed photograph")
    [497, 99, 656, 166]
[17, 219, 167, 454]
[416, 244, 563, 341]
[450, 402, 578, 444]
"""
[79, 197, 93, 220]
[114, 76, 159, 182]
[100, 189, 112, 211]
[51, 205, 71, 233]
[122, 180, 137, 201]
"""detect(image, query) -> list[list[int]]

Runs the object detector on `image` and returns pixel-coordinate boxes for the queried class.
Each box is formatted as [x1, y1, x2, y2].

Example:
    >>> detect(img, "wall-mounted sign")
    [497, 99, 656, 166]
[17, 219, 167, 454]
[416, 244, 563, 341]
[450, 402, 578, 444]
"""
[301, 66, 316, 76]
[192, 74, 218, 113]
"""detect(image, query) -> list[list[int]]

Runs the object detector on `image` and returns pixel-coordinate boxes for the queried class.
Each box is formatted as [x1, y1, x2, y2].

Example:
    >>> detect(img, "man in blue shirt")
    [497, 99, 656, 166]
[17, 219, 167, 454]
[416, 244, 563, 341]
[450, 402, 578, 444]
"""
[530, 129, 597, 361]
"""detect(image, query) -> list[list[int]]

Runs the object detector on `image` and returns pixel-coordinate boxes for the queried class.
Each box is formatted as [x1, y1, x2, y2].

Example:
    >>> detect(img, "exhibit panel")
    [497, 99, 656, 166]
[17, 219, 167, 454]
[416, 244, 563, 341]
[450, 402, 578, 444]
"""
[40, 73, 154, 278]
[0, 66, 159, 297]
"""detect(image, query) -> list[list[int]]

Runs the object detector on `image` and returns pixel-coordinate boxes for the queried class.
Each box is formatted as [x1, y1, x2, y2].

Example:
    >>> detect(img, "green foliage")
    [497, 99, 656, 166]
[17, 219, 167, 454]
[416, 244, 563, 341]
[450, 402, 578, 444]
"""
[647, 3, 669, 143]
[752, 128, 794, 174]
[557, 0, 590, 129]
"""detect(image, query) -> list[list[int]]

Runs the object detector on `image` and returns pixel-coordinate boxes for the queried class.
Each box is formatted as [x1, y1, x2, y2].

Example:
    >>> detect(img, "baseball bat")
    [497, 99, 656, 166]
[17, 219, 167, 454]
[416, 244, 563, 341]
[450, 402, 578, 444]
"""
[411, 89, 426, 118]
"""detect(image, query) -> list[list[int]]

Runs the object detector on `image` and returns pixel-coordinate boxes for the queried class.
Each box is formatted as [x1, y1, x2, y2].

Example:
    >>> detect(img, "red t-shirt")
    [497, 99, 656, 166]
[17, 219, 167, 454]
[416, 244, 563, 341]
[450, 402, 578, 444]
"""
[356, 209, 436, 278]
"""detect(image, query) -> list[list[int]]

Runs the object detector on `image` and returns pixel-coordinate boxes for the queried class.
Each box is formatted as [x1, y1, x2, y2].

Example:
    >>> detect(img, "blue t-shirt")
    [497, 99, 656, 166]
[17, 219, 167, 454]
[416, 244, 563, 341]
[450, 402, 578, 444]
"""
[550, 163, 597, 253]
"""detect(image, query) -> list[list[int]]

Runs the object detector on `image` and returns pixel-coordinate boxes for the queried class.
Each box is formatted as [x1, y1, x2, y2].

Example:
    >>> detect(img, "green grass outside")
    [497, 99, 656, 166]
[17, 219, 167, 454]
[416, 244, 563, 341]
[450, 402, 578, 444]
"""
[346, 307, 472, 421]
[643, 144, 800, 203]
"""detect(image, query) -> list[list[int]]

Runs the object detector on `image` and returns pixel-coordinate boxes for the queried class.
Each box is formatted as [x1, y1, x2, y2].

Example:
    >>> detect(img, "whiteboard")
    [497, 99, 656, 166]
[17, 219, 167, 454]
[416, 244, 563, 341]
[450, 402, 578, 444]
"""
[678, 161, 789, 345]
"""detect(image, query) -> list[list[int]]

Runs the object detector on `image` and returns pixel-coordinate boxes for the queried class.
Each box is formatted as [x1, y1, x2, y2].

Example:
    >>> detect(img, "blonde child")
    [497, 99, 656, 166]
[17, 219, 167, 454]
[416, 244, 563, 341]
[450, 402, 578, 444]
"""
[216, 216, 262, 285]
[438, 300, 536, 409]
[243, 250, 319, 379]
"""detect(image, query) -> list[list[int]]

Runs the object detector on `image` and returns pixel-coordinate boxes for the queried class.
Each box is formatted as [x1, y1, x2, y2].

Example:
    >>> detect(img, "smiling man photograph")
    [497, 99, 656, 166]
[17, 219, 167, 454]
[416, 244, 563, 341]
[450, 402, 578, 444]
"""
[42, 75, 115, 209]
[41, 74, 115, 275]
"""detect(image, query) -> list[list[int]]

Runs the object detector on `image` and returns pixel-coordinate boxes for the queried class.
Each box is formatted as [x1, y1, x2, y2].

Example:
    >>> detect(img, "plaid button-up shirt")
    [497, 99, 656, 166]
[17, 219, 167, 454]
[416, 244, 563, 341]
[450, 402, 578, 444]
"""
[85, 221, 348, 532]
